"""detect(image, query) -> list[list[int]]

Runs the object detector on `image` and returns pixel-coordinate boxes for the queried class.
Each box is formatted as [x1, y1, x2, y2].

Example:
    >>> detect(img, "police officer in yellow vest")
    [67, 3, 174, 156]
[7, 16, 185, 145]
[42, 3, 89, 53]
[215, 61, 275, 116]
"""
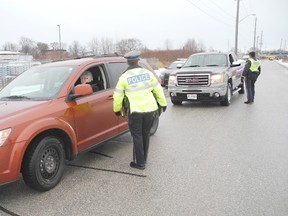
[113, 50, 167, 170]
[242, 51, 261, 104]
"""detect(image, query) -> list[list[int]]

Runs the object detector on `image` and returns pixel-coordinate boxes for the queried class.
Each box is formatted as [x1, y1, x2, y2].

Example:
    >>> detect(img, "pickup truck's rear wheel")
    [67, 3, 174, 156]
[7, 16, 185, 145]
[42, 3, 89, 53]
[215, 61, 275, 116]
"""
[22, 135, 65, 191]
[171, 99, 182, 105]
[220, 83, 232, 106]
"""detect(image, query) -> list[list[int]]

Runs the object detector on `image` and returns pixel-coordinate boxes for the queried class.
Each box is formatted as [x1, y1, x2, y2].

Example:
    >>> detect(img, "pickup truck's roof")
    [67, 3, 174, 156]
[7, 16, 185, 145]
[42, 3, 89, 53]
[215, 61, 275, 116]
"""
[192, 52, 232, 56]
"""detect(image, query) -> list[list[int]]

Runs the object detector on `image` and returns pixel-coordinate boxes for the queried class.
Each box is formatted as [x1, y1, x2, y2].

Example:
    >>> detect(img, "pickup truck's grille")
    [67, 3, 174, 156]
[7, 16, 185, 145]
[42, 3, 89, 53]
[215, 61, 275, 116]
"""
[177, 73, 210, 86]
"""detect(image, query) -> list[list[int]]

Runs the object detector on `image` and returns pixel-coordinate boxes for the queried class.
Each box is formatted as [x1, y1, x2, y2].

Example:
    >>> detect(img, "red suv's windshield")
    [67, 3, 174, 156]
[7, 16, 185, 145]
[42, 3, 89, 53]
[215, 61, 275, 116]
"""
[0, 66, 75, 100]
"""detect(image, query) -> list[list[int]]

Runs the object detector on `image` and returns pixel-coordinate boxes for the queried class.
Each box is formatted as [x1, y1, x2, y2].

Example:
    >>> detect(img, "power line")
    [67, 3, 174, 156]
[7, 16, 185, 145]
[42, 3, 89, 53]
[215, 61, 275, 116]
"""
[240, 1, 255, 28]
[206, 0, 235, 18]
[241, 0, 250, 16]
[185, 0, 233, 27]
[247, 0, 255, 15]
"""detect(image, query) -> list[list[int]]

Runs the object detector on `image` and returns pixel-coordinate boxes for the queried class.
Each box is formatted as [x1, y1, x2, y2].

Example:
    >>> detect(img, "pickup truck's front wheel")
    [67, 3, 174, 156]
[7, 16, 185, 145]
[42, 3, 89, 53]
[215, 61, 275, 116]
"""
[238, 83, 245, 94]
[220, 83, 232, 106]
[22, 135, 65, 191]
[171, 99, 182, 105]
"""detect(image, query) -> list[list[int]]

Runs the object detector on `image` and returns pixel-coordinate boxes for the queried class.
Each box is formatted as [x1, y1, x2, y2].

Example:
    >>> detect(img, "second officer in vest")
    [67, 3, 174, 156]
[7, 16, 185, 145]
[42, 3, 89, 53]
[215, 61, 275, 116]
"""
[242, 51, 261, 104]
[113, 51, 167, 170]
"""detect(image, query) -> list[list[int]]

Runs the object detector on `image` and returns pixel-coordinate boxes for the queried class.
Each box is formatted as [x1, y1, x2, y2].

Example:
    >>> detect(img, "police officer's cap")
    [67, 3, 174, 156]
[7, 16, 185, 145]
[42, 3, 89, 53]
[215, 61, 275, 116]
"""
[249, 51, 256, 58]
[124, 50, 141, 61]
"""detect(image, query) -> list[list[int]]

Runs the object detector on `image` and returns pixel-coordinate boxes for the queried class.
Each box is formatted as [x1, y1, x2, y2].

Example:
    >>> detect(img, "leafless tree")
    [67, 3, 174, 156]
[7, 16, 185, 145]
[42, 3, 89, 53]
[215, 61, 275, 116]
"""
[197, 40, 206, 52]
[19, 37, 36, 54]
[68, 41, 82, 57]
[116, 38, 143, 55]
[50, 42, 58, 50]
[87, 37, 100, 55]
[2, 42, 19, 51]
[79, 46, 88, 57]
[183, 38, 198, 53]
[100, 37, 115, 54]
[208, 46, 215, 52]
[164, 39, 173, 50]
[37, 42, 49, 55]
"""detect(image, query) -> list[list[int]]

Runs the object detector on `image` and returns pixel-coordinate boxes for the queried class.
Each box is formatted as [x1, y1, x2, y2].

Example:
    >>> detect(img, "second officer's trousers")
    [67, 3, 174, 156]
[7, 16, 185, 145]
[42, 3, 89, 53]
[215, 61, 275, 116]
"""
[128, 111, 156, 166]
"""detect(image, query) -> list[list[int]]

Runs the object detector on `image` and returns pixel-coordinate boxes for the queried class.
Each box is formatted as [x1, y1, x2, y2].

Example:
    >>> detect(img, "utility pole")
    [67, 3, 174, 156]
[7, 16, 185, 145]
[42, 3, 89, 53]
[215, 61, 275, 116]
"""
[259, 31, 263, 52]
[253, 16, 257, 51]
[57, 25, 62, 50]
[234, 0, 240, 56]
[280, 38, 283, 50]
[256, 36, 259, 51]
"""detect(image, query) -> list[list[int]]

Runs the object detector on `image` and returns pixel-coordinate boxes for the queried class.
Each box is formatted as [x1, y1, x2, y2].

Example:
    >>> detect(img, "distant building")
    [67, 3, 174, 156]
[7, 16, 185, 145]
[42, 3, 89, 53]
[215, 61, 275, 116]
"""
[0, 51, 40, 88]
[0, 75, 16, 89]
[41, 50, 69, 62]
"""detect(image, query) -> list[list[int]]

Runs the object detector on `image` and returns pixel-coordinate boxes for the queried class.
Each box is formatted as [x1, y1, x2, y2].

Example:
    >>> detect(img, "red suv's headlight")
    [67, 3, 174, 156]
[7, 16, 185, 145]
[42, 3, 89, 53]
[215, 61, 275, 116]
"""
[0, 128, 12, 147]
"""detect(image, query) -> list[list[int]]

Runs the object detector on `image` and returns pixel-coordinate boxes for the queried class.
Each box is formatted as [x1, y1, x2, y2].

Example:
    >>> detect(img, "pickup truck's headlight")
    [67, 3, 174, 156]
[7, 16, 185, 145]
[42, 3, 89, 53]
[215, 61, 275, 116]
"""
[168, 75, 176, 86]
[211, 74, 224, 84]
[0, 128, 12, 147]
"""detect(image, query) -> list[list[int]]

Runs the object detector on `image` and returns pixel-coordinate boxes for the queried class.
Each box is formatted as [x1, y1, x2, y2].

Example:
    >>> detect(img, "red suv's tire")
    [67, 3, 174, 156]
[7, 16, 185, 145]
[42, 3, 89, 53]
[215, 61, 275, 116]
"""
[22, 135, 65, 191]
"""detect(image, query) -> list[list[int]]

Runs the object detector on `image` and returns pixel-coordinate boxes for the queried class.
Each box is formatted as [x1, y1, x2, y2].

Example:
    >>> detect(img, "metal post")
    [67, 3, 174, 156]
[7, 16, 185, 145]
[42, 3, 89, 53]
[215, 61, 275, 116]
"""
[57, 25, 61, 50]
[234, 0, 240, 56]
[253, 16, 257, 51]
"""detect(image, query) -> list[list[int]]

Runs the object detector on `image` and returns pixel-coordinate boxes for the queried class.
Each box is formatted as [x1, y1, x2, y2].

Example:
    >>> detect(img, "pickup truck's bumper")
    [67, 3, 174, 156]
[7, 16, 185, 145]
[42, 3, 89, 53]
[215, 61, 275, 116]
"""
[0, 141, 25, 186]
[168, 84, 227, 102]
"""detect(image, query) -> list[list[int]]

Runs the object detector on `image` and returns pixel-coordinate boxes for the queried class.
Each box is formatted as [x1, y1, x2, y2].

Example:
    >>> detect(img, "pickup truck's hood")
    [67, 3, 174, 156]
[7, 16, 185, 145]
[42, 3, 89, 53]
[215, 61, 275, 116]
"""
[170, 66, 227, 75]
[0, 100, 49, 120]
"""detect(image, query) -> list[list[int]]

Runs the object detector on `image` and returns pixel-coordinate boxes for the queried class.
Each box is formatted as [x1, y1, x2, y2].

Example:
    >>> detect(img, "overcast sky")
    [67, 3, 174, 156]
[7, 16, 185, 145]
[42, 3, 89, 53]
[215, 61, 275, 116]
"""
[1, 0, 287, 53]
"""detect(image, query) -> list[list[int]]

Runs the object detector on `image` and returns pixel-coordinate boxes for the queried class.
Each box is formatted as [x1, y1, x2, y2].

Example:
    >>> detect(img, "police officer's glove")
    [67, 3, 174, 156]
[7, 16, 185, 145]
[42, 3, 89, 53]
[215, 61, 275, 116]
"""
[161, 106, 167, 112]
[115, 111, 121, 116]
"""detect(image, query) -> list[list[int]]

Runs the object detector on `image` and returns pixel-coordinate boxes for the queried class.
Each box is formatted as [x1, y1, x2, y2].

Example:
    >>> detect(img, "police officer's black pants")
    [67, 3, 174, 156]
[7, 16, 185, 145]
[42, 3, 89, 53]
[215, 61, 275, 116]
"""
[245, 78, 256, 102]
[128, 111, 156, 166]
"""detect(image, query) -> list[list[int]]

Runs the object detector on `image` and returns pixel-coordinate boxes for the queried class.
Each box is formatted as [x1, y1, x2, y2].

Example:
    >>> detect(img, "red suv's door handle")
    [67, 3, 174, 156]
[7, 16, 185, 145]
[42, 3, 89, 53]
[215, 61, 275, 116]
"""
[107, 95, 113, 100]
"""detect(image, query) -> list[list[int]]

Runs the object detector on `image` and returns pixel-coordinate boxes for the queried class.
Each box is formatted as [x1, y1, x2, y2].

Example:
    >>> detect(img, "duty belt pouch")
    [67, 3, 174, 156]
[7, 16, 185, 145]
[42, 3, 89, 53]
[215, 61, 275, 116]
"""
[123, 96, 130, 113]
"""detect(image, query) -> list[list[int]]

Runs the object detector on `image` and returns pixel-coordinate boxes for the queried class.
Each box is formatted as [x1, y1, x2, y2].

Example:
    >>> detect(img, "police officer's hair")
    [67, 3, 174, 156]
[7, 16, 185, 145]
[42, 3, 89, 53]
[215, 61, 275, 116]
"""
[127, 60, 139, 66]
[249, 51, 256, 58]
[81, 71, 93, 80]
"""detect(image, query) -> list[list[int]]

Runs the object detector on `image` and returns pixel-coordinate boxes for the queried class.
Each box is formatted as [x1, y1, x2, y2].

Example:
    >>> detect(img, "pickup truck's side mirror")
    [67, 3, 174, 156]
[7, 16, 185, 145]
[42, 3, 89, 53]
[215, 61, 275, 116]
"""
[231, 61, 241, 67]
[176, 63, 183, 69]
[67, 84, 93, 101]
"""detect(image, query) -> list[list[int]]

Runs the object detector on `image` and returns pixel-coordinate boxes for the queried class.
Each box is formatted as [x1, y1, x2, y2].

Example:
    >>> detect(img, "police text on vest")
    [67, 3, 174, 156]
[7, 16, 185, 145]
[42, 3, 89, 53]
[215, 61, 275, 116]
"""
[127, 73, 150, 85]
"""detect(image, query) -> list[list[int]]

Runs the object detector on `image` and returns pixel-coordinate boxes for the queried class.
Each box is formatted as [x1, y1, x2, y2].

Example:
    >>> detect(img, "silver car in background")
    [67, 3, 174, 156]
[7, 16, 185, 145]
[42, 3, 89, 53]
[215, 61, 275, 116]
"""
[159, 58, 186, 87]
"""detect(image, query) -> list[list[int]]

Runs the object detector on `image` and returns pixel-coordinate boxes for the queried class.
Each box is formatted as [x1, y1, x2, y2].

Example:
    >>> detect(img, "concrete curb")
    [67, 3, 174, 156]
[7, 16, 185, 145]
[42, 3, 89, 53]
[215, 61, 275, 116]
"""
[275, 60, 288, 69]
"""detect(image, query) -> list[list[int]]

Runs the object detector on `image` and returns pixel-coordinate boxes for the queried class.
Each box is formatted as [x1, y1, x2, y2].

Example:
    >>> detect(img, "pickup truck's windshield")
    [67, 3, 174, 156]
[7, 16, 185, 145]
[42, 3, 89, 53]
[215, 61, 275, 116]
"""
[183, 54, 228, 68]
[0, 66, 75, 100]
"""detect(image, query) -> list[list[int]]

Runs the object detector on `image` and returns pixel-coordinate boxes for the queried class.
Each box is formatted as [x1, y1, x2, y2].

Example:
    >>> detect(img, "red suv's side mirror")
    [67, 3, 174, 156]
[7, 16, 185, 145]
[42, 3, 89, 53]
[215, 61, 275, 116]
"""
[74, 84, 93, 96]
[68, 84, 93, 101]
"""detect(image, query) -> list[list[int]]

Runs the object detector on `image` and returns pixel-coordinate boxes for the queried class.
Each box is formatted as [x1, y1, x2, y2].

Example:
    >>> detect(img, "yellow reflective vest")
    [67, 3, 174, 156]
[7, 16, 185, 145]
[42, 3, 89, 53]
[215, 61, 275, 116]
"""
[113, 67, 167, 114]
[249, 58, 260, 72]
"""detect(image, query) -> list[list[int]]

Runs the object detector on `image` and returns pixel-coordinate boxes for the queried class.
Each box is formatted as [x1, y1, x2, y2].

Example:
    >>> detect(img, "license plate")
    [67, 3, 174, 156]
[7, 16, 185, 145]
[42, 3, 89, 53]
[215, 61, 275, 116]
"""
[187, 94, 197, 100]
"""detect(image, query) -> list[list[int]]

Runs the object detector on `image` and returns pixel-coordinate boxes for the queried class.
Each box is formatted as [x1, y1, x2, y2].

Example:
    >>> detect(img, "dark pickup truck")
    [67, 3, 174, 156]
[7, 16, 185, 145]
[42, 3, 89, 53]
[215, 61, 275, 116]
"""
[168, 52, 245, 106]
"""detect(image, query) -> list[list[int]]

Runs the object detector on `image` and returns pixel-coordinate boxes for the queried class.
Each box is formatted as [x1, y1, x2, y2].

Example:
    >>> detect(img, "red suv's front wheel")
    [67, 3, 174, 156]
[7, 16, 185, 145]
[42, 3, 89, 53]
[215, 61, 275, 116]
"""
[22, 135, 65, 191]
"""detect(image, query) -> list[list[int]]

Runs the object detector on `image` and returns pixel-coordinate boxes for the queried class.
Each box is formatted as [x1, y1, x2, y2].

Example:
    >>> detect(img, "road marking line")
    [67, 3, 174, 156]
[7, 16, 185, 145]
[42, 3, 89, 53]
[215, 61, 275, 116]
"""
[68, 164, 147, 178]
[0, 205, 20, 216]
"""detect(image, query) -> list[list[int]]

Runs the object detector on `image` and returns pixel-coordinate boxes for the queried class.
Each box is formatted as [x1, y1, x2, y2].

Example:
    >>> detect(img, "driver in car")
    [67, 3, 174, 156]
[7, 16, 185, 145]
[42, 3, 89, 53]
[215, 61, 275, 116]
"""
[80, 71, 99, 92]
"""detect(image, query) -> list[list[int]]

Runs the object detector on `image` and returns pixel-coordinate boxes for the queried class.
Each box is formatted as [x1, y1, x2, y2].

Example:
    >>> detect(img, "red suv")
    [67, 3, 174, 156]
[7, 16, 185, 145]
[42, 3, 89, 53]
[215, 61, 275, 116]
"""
[0, 54, 159, 191]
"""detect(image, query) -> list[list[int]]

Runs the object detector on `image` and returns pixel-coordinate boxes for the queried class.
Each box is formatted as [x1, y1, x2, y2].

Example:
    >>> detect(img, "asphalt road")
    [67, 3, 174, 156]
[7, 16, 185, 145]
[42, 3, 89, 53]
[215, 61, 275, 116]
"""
[0, 60, 288, 216]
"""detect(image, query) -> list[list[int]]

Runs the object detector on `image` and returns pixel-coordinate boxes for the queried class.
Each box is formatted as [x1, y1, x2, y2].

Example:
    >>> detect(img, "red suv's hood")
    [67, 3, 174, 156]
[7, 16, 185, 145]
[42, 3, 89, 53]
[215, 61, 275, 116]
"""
[0, 100, 49, 120]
